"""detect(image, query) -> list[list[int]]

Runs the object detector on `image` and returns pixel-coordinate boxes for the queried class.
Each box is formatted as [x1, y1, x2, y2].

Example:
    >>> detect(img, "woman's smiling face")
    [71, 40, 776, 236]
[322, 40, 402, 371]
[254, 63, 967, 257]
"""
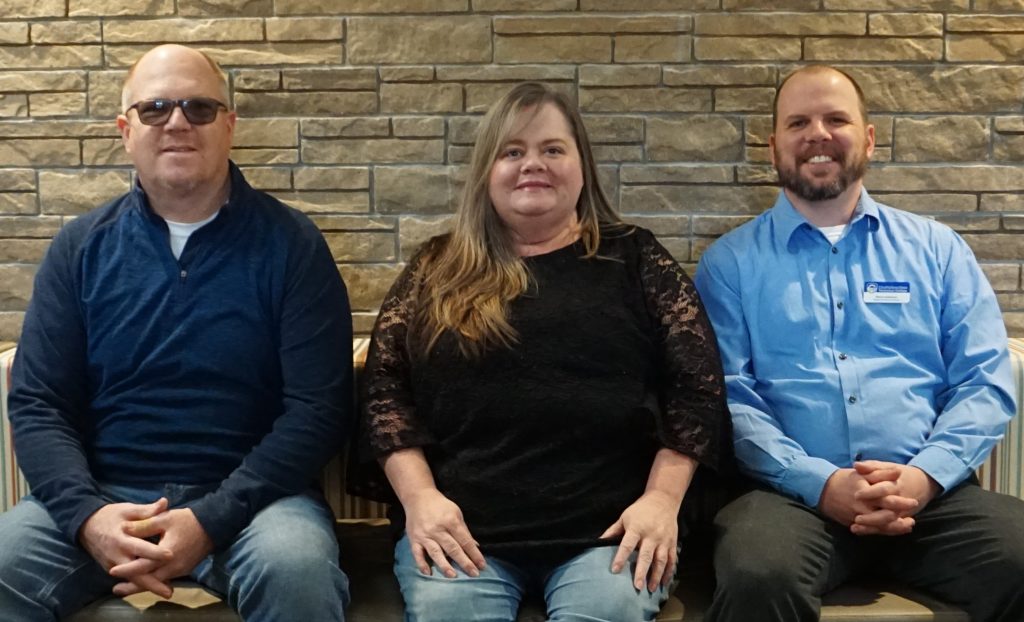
[487, 102, 584, 236]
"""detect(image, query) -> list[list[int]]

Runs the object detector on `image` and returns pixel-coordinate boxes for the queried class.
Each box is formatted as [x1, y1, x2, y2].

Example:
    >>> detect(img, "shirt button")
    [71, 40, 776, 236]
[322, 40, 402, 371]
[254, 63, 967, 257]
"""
[831, 247, 838, 254]
[848, 395, 857, 404]
[837, 301, 844, 310]
[854, 452, 863, 461]
[838, 353, 848, 360]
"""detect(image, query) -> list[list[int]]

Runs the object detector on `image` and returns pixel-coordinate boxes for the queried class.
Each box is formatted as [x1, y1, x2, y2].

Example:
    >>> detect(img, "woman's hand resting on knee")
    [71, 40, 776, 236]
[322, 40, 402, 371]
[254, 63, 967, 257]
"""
[601, 490, 679, 593]
[601, 448, 698, 593]
[383, 448, 487, 579]
[403, 488, 487, 579]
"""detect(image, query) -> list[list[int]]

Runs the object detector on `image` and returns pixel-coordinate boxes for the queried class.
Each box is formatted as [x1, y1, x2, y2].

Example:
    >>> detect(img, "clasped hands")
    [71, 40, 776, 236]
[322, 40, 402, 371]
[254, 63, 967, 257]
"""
[78, 497, 213, 599]
[819, 460, 941, 536]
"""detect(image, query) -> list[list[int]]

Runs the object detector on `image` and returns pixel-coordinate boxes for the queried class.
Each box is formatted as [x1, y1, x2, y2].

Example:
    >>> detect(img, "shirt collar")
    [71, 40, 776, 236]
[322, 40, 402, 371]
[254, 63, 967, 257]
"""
[131, 160, 245, 224]
[771, 186, 880, 248]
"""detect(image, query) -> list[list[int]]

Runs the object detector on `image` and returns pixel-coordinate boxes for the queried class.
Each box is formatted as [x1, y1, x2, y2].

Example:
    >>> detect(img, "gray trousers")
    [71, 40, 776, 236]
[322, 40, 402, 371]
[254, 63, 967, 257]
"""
[706, 479, 1024, 622]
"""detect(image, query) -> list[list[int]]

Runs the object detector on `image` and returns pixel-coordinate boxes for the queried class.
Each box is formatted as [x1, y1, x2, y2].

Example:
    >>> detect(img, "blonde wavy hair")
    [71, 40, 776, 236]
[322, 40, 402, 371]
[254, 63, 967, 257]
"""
[414, 82, 622, 357]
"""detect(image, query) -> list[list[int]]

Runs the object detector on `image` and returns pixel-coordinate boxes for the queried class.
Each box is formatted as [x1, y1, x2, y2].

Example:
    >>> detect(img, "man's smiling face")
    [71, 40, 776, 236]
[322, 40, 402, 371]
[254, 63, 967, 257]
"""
[770, 68, 875, 204]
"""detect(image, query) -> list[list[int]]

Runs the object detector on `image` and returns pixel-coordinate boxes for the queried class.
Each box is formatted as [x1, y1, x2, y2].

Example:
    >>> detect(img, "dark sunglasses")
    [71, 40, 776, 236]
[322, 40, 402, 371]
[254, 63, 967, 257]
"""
[125, 97, 228, 126]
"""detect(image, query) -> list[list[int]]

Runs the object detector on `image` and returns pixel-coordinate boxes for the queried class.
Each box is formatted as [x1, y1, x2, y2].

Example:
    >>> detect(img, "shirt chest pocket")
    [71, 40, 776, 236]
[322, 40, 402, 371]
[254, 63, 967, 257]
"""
[854, 285, 939, 343]
[861, 296, 910, 331]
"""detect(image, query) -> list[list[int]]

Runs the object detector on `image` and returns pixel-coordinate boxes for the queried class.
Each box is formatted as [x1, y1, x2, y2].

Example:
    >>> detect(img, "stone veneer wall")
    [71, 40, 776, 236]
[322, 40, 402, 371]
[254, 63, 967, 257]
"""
[0, 0, 1022, 339]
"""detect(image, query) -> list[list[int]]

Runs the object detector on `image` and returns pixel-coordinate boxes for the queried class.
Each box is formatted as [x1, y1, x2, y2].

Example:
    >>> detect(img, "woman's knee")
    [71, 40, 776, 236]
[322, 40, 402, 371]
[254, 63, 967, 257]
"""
[545, 547, 666, 622]
[547, 576, 664, 621]
[398, 571, 522, 622]
[394, 536, 524, 622]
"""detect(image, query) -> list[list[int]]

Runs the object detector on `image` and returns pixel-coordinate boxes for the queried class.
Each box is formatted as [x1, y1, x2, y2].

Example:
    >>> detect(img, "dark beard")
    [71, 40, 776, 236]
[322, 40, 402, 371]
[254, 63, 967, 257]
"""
[775, 151, 868, 202]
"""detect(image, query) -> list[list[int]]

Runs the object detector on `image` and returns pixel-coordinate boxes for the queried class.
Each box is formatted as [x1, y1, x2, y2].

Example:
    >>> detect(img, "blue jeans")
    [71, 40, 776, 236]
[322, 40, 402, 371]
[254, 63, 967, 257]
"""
[0, 483, 349, 622]
[394, 533, 670, 622]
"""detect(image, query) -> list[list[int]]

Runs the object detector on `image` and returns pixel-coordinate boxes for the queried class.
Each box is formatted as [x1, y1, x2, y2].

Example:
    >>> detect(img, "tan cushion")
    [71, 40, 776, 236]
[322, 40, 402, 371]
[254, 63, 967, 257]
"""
[661, 574, 968, 622]
[819, 584, 969, 621]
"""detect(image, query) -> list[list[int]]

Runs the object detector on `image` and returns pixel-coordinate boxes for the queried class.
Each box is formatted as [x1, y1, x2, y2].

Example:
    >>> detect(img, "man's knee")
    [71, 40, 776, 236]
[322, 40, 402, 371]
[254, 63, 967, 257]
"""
[248, 529, 339, 576]
[954, 536, 1024, 622]
[709, 544, 821, 622]
[974, 522, 1024, 608]
[231, 531, 346, 610]
[228, 536, 349, 621]
[712, 491, 830, 606]
[988, 518, 1024, 577]
[935, 489, 1024, 598]
[237, 493, 340, 575]
[219, 495, 348, 617]
[0, 499, 113, 620]
[714, 552, 808, 600]
[0, 499, 74, 587]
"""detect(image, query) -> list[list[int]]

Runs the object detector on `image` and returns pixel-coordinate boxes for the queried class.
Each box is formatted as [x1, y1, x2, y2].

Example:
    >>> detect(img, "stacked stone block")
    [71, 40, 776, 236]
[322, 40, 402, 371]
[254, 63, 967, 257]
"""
[0, 1, 1021, 337]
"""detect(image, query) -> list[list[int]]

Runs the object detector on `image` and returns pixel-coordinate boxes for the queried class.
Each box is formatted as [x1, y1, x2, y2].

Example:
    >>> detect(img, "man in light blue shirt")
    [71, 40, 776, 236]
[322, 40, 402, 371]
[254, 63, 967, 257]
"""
[694, 65, 1024, 622]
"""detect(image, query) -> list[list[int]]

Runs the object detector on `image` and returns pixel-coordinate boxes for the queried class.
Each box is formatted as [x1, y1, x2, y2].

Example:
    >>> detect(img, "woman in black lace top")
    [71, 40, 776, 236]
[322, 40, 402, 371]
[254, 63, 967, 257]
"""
[354, 82, 729, 622]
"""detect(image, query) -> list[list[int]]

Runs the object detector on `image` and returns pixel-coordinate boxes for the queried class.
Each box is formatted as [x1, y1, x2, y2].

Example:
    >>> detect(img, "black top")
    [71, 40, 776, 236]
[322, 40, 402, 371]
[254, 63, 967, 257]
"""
[353, 225, 728, 564]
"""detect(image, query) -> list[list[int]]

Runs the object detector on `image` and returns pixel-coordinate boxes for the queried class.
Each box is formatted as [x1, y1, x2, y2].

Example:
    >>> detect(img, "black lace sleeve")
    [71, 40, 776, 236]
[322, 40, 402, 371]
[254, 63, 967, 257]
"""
[635, 228, 731, 471]
[347, 243, 440, 502]
[360, 250, 437, 458]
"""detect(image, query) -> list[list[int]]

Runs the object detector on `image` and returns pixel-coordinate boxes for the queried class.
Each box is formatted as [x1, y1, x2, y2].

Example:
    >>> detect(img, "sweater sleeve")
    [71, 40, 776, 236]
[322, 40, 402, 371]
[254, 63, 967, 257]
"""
[9, 227, 107, 543]
[187, 219, 354, 549]
[634, 228, 732, 471]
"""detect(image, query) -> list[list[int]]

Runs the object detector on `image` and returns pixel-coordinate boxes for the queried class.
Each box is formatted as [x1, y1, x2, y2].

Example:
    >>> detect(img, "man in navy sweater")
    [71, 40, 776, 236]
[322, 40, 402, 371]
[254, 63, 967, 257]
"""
[0, 44, 353, 621]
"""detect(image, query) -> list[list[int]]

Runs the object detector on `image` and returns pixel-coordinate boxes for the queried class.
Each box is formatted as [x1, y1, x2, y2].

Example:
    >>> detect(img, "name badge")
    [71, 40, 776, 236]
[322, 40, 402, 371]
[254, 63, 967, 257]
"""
[863, 281, 910, 304]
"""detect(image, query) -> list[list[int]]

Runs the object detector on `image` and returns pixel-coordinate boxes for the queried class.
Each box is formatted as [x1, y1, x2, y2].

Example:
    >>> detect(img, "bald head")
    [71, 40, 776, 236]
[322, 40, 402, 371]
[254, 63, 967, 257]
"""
[121, 44, 230, 112]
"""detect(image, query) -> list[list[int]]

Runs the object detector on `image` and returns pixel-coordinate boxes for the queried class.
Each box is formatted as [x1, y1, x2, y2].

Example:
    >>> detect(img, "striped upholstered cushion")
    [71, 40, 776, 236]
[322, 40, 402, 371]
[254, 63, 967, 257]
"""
[329, 338, 388, 519]
[978, 337, 1024, 499]
[0, 343, 28, 513]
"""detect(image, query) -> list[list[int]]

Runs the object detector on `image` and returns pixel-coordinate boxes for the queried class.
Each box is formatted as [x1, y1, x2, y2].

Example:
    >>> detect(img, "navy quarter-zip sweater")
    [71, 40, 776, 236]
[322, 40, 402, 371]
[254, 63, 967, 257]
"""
[10, 163, 353, 549]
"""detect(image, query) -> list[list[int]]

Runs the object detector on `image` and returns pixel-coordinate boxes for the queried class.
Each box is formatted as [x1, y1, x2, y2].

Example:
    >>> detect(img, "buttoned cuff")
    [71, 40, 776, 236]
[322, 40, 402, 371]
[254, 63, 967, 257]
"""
[779, 456, 840, 508]
[909, 445, 970, 495]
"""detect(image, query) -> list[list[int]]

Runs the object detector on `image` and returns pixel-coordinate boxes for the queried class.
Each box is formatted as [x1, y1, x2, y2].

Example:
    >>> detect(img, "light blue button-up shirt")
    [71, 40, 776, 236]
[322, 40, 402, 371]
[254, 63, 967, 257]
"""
[694, 189, 1016, 508]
